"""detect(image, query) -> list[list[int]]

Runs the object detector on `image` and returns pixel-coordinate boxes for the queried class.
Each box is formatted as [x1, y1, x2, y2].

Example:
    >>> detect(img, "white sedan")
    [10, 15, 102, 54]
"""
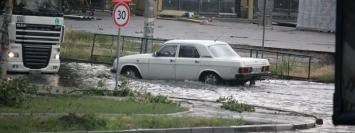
[112, 40, 270, 85]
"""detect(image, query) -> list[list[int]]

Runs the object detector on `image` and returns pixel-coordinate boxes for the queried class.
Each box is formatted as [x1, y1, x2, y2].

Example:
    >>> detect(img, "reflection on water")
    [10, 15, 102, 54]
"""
[7, 62, 113, 88]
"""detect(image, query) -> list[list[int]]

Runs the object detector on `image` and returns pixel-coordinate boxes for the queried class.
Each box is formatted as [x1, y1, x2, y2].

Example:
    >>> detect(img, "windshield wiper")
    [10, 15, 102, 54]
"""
[50, 10, 63, 17]
[37, 8, 63, 17]
[13, 7, 33, 15]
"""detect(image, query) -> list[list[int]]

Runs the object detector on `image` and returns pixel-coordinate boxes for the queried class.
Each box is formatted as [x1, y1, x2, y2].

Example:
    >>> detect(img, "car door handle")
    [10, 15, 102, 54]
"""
[170, 60, 175, 62]
[195, 61, 200, 63]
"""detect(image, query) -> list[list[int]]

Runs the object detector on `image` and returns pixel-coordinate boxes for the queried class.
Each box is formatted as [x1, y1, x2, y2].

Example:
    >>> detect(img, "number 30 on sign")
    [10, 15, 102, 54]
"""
[112, 2, 130, 27]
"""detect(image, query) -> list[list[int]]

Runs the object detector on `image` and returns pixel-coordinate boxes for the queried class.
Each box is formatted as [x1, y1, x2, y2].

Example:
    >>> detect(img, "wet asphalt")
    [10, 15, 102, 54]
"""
[64, 11, 335, 52]
[7, 62, 355, 132]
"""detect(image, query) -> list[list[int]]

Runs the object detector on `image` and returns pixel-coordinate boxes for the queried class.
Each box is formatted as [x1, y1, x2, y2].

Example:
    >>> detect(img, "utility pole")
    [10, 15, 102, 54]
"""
[261, 0, 266, 58]
[143, 0, 154, 53]
[0, 0, 12, 79]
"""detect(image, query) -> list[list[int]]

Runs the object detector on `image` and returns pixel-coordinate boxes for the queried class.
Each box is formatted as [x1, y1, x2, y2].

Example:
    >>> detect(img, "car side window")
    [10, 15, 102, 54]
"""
[157, 45, 177, 57]
[178, 45, 200, 58]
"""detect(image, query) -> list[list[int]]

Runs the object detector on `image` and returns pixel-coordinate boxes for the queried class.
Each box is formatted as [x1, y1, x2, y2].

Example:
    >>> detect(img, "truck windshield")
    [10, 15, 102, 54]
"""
[13, 0, 63, 16]
[209, 44, 240, 58]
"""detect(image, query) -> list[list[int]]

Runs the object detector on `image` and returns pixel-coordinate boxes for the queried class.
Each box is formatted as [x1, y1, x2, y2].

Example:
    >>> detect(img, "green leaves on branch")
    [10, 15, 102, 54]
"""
[217, 96, 255, 112]
[84, 77, 177, 105]
[0, 78, 38, 107]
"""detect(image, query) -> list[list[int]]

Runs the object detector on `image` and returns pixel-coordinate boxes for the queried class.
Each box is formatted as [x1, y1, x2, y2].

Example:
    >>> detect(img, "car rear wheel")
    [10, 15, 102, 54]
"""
[201, 73, 222, 85]
[121, 67, 141, 79]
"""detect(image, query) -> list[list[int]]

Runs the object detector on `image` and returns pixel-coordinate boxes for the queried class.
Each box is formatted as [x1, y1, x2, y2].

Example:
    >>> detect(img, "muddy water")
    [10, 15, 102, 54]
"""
[8, 62, 355, 132]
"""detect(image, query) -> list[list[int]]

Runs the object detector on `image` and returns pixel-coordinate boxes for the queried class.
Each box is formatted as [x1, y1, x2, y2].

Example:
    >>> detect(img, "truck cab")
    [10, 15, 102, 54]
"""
[3, 0, 65, 73]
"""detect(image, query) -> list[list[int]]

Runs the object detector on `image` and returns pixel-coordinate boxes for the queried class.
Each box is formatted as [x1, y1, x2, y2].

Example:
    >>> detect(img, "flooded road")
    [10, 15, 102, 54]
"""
[8, 62, 355, 132]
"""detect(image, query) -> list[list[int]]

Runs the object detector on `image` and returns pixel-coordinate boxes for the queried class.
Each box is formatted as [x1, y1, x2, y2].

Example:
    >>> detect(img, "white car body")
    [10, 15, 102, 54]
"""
[112, 40, 270, 84]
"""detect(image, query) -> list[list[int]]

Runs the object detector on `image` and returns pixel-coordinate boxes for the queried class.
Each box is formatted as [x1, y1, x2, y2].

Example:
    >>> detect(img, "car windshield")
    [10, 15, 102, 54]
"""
[13, 0, 62, 16]
[209, 44, 240, 58]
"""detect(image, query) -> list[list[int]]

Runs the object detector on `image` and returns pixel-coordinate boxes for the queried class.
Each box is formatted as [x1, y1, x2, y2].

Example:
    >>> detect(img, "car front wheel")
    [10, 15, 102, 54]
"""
[201, 73, 222, 85]
[121, 67, 141, 79]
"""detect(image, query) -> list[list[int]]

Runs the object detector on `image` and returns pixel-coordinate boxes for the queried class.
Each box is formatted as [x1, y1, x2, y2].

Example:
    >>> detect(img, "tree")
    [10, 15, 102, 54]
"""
[0, 0, 13, 78]
[143, 0, 154, 53]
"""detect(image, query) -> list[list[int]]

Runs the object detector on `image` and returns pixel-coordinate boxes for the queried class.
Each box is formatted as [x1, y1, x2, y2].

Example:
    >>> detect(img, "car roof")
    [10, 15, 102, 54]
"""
[164, 40, 228, 46]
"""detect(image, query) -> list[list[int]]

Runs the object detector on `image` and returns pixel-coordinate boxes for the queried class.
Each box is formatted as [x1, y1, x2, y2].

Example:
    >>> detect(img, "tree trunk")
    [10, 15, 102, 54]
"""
[143, 0, 154, 53]
[0, 0, 13, 78]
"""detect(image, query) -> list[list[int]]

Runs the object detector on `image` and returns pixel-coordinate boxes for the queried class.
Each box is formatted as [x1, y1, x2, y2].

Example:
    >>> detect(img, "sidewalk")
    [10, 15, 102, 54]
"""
[64, 12, 335, 52]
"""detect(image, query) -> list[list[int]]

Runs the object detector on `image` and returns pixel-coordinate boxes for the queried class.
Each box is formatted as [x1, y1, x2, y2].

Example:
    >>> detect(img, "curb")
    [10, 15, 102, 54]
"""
[32, 123, 315, 133]
[168, 96, 321, 120]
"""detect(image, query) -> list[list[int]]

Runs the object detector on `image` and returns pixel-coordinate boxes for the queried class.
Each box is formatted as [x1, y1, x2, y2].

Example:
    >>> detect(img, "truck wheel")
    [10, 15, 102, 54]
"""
[121, 67, 141, 79]
[201, 72, 222, 85]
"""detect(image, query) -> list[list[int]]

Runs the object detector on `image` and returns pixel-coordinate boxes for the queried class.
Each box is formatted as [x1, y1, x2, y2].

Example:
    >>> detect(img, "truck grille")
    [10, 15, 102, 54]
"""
[22, 45, 51, 69]
[16, 23, 62, 44]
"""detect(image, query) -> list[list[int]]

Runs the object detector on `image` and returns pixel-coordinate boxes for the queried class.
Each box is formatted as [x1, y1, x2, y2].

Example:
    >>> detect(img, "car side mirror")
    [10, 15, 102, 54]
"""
[153, 52, 157, 57]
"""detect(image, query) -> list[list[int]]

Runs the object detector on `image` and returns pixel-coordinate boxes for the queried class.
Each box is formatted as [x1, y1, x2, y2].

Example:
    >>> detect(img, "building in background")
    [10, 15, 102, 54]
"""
[296, 0, 336, 32]
[86, 0, 299, 19]
[161, 0, 299, 18]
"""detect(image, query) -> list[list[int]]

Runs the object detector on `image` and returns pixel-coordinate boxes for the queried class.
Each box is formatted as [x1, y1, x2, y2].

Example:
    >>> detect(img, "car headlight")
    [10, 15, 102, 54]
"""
[55, 54, 60, 60]
[8, 52, 19, 58]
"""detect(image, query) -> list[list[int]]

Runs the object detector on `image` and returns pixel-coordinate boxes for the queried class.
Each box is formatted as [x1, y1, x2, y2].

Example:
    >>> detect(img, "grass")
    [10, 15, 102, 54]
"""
[270, 61, 335, 83]
[0, 115, 245, 133]
[61, 45, 92, 60]
[0, 96, 187, 114]
[289, 64, 334, 83]
[62, 28, 164, 62]
[64, 28, 93, 45]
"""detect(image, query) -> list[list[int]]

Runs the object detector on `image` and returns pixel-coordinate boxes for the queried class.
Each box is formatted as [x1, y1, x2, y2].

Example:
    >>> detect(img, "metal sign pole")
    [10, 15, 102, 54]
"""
[115, 27, 121, 90]
[112, 2, 130, 90]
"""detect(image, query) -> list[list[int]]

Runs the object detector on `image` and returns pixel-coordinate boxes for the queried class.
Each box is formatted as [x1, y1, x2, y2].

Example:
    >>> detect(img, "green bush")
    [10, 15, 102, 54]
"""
[148, 94, 175, 104]
[81, 77, 133, 97]
[80, 77, 176, 105]
[58, 113, 106, 130]
[128, 91, 177, 105]
[217, 96, 255, 112]
[0, 78, 38, 107]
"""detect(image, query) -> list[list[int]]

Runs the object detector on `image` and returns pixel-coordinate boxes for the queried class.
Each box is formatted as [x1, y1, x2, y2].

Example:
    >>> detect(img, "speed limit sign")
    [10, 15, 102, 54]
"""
[112, 3, 130, 27]
[112, 2, 130, 90]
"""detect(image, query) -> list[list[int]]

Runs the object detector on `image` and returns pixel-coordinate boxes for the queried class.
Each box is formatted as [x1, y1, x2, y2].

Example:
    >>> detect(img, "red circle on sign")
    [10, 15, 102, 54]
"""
[112, 3, 130, 27]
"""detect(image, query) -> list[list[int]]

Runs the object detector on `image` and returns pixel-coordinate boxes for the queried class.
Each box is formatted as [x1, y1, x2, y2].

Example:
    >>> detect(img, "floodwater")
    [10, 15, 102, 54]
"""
[8, 62, 355, 132]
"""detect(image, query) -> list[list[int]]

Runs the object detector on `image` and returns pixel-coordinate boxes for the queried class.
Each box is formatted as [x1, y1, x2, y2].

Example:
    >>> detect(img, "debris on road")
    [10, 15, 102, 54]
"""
[64, 15, 96, 20]
[158, 10, 188, 18]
